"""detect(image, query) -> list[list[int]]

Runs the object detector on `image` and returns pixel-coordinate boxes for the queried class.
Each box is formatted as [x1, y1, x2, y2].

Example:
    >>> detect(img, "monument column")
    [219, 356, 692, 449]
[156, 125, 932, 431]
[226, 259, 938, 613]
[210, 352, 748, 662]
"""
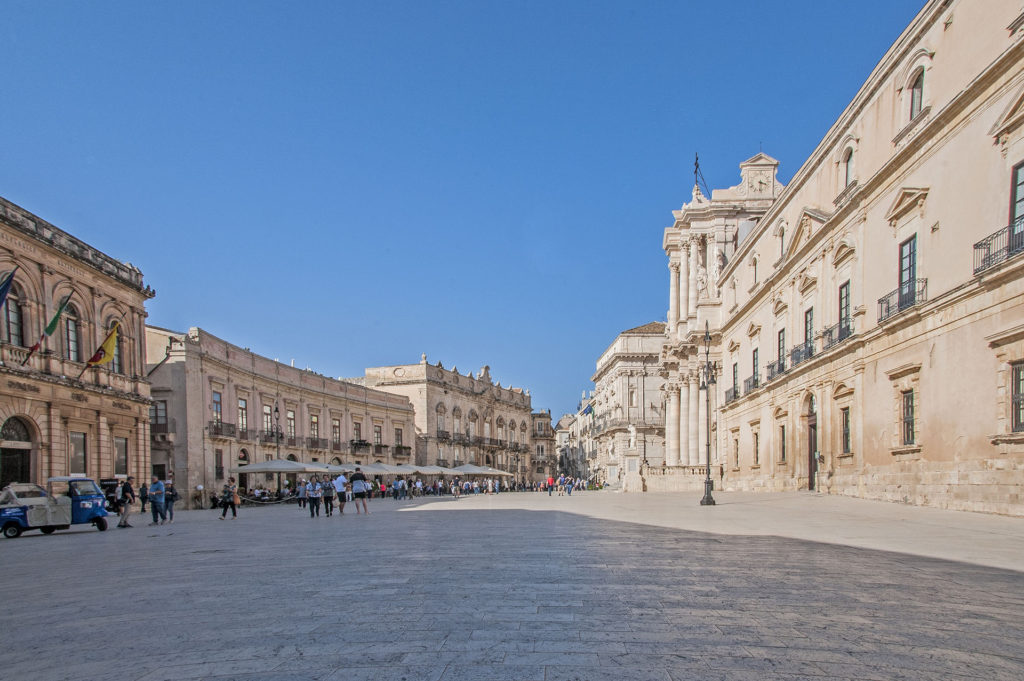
[688, 374, 699, 466]
[668, 262, 680, 329]
[665, 384, 680, 467]
[679, 371, 690, 467]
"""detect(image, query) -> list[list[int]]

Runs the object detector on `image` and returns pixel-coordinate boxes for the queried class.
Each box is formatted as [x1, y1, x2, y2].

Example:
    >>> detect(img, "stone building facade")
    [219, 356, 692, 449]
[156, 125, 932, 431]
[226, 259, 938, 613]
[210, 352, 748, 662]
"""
[663, 0, 1024, 515]
[589, 322, 666, 489]
[360, 356, 539, 480]
[0, 196, 154, 488]
[146, 326, 414, 507]
[530, 410, 557, 481]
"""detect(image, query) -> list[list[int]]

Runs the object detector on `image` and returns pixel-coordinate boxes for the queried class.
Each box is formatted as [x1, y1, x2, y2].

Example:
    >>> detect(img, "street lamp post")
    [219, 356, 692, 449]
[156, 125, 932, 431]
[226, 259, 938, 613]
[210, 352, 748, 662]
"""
[274, 404, 282, 493]
[700, 320, 717, 506]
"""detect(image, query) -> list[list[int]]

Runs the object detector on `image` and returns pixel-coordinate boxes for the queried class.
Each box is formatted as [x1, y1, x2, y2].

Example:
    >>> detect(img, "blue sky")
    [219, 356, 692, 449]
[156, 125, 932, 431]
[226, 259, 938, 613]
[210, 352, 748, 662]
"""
[1, 0, 924, 418]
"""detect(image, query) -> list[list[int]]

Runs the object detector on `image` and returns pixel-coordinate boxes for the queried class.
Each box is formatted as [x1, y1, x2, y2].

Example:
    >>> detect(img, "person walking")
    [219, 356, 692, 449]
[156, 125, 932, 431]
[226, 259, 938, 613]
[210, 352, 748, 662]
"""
[219, 477, 238, 519]
[139, 481, 149, 512]
[333, 473, 348, 514]
[307, 476, 322, 518]
[165, 481, 180, 523]
[297, 479, 308, 509]
[148, 476, 167, 526]
[349, 467, 370, 515]
[322, 476, 335, 517]
[117, 476, 136, 528]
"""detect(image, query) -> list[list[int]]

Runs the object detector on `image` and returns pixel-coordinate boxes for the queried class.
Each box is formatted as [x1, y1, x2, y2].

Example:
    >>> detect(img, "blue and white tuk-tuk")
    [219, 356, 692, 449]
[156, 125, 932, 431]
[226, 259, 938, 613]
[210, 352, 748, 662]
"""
[0, 476, 109, 538]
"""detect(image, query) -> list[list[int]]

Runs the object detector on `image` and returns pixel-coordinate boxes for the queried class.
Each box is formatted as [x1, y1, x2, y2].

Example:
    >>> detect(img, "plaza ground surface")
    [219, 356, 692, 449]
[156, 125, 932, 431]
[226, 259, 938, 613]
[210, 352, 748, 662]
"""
[2, 490, 1023, 681]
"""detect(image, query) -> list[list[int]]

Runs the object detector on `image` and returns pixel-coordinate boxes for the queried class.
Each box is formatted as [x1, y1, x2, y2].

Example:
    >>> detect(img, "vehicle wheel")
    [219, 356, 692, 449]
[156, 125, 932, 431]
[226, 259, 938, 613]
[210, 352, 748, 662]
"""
[94, 517, 108, 532]
[3, 523, 22, 539]
[40, 527, 56, 535]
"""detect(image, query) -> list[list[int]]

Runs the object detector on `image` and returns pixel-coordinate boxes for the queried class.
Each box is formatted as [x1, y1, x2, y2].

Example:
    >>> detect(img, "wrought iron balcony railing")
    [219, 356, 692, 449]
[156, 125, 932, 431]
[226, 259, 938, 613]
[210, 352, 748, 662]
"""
[436, 459, 450, 468]
[351, 439, 371, 451]
[878, 279, 927, 323]
[766, 358, 786, 381]
[724, 387, 737, 404]
[259, 430, 279, 444]
[743, 374, 760, 395]
[208, 421, 236, 438]
[373, 443, 389, 455]
[331, 440, 344, 451]
[237, 428, 253, 441]
[822, 321, 853, 351]
[974, 218, 1024, 274]
[452, 433, 468, 444]
[306, 437, 329, 450]
[394, 445, 412, 457]
[436, 429, 451, 441]
[790, 339, 815, 368]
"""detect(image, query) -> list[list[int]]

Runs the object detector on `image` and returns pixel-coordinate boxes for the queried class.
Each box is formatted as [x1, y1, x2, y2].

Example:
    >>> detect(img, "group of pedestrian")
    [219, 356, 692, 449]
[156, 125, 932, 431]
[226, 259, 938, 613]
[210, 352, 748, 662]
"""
[293, 467, 372, 518]
[545, 474, 585, 496]
[113, 475, 180, 528]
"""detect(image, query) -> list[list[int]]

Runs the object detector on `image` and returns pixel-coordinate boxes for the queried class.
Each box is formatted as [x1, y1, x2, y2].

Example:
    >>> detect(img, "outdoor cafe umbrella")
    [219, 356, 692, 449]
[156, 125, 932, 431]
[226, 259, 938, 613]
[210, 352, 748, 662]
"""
[450, 464, 491, 476]
[230, 458, 330, 494]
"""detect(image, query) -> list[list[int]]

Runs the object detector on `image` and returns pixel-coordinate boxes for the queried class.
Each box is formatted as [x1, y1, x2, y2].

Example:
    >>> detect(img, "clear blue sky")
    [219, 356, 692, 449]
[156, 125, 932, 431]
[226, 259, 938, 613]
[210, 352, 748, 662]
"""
[1, 0, 924, 418]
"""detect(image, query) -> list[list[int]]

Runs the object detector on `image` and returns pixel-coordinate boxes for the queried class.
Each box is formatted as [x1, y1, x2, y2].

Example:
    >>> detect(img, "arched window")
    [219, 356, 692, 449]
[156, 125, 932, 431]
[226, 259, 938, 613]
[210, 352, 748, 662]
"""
[3, 283, 24, 347]
[64, 304, 80, 362]
[842, 148, 854, 188]
[909, 68, 924, 120]
[108, 321, 123, 374]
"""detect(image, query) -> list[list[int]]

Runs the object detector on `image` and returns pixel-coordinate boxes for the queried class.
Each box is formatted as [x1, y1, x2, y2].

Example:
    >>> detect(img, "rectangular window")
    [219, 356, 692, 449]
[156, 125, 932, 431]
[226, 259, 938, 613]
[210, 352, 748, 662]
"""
[114, 436, 128, 476]
[212, 391, 222, 424]
[66, 317, 79, 362]
[5, 299, 22, 347]
[395, 428, 403, 446]
[149, 400, 167, 425]
[841, 407, 852, 453]
[901, 390, 915, 446]
[69, 431, 87, 475]
[777, 329, 785, 362]
[1014, 161, 1024, 224]
[753, 432, 759, 466]
[215, 449, 224, 479]
[237, 398, 248, 431]
[1012, 362, 1024, 433]
[332, 418, 341, 444]
[752, 348, 759, 380]
[629, 388, 637, 408]
[353, 421, 362, 441]
[286, 410, 296, 438]
[732, 363, 739, 395]
[310, 414, 319, 439]
[779, 424, 786, 462]
[373, 425, 382, 445]
[899, 235, 917, 308]
[733, 438, 739, 468]
[804, 308, 814, 344]
[839, 281, 851, 329]
[263, 405, 273, 432]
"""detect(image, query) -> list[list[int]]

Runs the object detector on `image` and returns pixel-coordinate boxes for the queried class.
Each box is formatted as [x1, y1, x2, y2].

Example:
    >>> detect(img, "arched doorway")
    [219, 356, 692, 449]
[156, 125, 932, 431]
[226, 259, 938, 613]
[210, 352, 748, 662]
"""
[1, 417, 33, 487]
[806, 394, 818, 491]
[237, 450, 250, 491]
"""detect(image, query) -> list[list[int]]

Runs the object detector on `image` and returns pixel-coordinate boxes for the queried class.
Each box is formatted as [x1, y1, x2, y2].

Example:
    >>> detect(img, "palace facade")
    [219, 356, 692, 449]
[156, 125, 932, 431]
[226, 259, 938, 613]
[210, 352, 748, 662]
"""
[146, 326, 414, 507]
[360, 357, 540, 481]
[0, 196, 154, 488]
[590, 322, 666, 489]
[660, 0, 1024, 514]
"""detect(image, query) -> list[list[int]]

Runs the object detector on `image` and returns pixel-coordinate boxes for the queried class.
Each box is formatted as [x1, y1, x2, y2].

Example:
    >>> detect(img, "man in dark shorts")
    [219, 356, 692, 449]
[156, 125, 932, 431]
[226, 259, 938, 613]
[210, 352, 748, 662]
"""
[350, 467, 370, 515]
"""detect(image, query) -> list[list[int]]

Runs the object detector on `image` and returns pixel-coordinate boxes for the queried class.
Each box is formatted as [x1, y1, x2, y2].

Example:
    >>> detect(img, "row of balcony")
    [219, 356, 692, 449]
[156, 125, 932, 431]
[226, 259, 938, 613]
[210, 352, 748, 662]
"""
[877, 279, 928, 323]
[436, 430, 529, 451]
[974, 219, 1024, 275]
[206, 421, 408, 456]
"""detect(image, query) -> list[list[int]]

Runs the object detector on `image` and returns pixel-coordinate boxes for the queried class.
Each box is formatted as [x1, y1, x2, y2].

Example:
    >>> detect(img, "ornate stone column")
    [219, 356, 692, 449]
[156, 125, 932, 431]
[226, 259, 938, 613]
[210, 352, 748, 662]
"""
[687, 375, 699, 466]
[668, 262, 680, 328]
[687, 238, 699, 318]
[679, 371, 690, 466]
[679, 243, 690, 330]
[665, 383, 680, 466]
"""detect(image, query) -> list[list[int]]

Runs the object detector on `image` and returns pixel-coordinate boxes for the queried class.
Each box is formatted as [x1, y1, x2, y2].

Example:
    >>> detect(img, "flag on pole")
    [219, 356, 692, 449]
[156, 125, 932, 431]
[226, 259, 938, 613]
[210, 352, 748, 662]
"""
[0, 267, 19, 312]
[22, 293, 73, 366]
[86, 321, 119, 367]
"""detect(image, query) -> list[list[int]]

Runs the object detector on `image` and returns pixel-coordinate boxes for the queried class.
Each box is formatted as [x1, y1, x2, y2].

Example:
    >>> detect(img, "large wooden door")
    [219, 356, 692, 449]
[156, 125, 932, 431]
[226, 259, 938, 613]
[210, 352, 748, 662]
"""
[807, 413, 818, 491]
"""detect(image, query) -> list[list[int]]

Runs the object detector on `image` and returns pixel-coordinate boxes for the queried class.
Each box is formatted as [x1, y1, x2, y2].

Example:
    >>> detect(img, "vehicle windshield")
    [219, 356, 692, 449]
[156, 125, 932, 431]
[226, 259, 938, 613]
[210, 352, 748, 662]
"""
[69, 480, 102, 496]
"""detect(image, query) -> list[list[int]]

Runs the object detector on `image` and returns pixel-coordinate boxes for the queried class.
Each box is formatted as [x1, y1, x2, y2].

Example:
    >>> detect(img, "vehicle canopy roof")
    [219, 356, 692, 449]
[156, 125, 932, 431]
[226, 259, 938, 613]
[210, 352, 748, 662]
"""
[0, 483, 49, 505]
[47, 476, 94, 483]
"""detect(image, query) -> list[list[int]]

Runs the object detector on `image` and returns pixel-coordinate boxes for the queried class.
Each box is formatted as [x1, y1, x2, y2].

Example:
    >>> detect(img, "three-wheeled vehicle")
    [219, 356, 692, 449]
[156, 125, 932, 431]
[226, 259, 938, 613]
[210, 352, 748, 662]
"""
[0, 476, 109, 538]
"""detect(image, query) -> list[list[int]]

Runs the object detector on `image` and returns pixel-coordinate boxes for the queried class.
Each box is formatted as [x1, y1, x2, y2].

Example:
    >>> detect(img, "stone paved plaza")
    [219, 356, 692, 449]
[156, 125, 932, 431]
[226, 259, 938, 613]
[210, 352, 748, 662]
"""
[2, 490, 1024, 681]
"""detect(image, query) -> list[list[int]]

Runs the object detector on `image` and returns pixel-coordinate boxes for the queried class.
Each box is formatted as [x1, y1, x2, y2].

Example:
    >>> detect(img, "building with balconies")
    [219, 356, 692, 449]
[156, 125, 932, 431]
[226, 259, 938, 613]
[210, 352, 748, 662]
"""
[589, 322, 666, 490]
[360, 356, 543, 481]
[0, 196, 154, 489]
[663, 0, 1024, 514]
[145, 326, 414, 507]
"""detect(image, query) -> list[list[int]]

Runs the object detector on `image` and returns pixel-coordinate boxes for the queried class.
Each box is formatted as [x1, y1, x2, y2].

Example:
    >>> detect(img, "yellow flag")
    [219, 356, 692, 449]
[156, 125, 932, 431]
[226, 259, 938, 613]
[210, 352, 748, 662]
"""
[86, 322, 119, 366]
